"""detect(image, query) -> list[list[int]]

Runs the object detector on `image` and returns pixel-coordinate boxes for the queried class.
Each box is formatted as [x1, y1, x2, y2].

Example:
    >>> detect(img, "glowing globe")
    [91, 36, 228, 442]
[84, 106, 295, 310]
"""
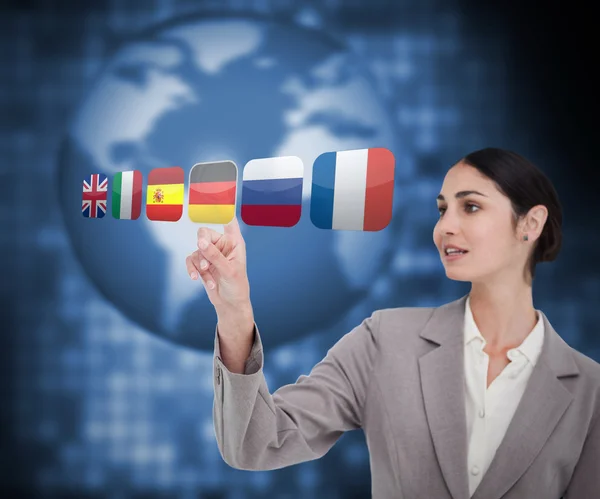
[58, 14, 401, 351]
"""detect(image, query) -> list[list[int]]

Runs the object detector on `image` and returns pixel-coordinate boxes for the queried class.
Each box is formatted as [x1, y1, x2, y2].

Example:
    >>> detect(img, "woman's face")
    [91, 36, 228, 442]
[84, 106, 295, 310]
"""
[433, 161, 524, 283]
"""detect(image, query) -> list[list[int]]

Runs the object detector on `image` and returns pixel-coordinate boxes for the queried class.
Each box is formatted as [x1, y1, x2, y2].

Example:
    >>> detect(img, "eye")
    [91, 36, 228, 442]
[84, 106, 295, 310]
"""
[437, 203, 480, 215]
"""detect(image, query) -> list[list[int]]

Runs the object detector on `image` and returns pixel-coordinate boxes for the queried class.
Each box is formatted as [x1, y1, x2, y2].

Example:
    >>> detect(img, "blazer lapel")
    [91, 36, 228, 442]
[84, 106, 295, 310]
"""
[419, 294, 471, 499]
[470, 308, 579, 499]
[418, 295, 580, 499]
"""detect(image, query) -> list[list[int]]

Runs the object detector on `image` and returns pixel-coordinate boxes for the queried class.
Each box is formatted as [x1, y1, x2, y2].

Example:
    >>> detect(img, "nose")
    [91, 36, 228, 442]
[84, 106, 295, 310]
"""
[436, 206, 461, 235]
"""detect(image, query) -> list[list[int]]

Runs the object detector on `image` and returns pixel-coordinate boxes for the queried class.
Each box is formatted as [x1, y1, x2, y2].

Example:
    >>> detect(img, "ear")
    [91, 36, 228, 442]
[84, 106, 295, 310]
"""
[523, 205, 548, 241]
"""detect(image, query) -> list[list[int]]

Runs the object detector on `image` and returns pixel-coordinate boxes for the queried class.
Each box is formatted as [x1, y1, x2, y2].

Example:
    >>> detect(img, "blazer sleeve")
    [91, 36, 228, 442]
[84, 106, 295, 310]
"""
[563, 404, 600, 498]
[212, 310, 381, 471]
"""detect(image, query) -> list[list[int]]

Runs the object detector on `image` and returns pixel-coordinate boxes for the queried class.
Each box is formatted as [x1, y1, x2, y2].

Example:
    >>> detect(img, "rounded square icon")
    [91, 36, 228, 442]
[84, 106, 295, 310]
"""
[82, 173, 108, 218]
[188, 161, 238, 224]
[112, 170, 143, 220]
[310, 147, 395, 231]
[241, 156, 304, 227]
[146, 167, 184, 222]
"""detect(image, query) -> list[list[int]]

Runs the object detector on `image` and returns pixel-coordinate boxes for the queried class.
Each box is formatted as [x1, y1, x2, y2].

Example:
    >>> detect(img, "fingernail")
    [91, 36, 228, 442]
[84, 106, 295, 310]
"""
[199, 239, 208, 250]
[200, 259, 208, 270]
[191, 272, 198, 280]
[207, 281, 215, 290]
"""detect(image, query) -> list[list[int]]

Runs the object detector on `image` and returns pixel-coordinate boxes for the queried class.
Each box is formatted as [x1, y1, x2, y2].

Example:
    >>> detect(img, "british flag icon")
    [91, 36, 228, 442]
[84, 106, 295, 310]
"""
[82, 173, 108, 218]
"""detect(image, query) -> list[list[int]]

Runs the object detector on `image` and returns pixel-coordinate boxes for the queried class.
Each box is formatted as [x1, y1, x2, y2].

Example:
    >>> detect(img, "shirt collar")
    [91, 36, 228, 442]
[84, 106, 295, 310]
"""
[464, 294, 545, 366]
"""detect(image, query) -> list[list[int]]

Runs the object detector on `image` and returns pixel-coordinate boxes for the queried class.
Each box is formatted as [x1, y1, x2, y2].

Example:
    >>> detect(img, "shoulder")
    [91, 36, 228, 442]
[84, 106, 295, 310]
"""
[569, 347, 600, 400]
[569, 347, 600, 382]
[368, 304, 437, 351]
[373, 305, 436, 330]
[330, 305, 436, 356]
[560, 343, 600, 424]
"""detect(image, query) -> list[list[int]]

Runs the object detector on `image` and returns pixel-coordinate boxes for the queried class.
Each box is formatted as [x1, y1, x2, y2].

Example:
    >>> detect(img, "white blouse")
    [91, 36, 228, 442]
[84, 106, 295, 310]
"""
[463, 295, 545, 497]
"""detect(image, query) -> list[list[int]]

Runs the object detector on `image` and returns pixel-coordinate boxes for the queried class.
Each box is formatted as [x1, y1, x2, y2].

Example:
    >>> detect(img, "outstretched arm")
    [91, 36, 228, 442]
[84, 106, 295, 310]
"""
[212, 311, 381, 470]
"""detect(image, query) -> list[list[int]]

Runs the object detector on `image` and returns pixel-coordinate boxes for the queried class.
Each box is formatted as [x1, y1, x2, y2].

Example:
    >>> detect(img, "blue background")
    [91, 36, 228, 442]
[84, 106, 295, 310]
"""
[2, 0, 599, 497]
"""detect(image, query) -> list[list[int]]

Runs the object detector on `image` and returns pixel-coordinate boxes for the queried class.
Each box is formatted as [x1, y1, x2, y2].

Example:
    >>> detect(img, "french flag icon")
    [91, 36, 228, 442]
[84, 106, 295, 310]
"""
[310, 147, 395, 231]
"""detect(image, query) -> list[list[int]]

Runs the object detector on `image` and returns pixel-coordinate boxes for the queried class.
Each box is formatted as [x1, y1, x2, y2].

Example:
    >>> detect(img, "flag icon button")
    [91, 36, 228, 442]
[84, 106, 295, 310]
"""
[112, 170, 142, 220]
[241, 156, 304, 227]
[310, 148, 395, 231]
[146, 167, 184, 222]
[188, 161, 237, 224]
[82, 173, 108, 218]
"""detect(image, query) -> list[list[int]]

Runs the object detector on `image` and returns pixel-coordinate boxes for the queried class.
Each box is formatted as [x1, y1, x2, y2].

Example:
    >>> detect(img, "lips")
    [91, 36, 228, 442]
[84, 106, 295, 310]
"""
[443, 249, 468, 261]
[443, 245, 468, 255]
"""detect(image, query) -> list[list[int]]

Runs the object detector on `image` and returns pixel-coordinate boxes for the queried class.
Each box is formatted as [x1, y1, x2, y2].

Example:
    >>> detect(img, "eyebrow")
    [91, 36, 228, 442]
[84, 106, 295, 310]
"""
[436, 190, 488, 201]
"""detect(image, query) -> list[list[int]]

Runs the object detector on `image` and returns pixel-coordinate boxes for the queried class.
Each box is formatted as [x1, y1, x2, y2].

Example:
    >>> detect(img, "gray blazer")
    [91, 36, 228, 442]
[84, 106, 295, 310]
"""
[212, 293, 600, 498]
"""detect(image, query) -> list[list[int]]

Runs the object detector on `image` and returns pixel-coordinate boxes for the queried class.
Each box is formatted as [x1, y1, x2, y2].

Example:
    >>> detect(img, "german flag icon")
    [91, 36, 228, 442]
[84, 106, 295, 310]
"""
[188, 161, 238, 224]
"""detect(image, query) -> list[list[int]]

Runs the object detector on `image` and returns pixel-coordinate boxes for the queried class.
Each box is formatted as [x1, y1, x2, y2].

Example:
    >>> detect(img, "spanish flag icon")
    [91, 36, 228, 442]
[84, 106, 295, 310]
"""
[146, 167, 184, 222]
[188, 161, 238, 224]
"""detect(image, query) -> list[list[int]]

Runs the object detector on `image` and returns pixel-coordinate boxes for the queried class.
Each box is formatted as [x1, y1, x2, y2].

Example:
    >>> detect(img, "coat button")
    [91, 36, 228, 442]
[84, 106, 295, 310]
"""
[479, 408, 485, 418]
[471, 465, 480, 475]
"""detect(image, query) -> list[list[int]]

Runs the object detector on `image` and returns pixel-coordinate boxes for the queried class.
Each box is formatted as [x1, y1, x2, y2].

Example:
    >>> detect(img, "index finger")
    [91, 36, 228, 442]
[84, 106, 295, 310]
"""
[223, 216, 243, 242]
[196, 226, 223, 247]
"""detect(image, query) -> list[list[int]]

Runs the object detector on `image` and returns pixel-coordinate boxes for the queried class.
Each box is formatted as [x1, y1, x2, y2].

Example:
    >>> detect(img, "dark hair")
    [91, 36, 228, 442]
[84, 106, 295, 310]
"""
[461, 147, 563, 281]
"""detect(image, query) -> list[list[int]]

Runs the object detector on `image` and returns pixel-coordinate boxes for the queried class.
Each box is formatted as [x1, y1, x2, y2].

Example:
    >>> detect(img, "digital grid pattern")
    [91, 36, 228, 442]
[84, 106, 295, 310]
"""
[3, 0, 599, 497]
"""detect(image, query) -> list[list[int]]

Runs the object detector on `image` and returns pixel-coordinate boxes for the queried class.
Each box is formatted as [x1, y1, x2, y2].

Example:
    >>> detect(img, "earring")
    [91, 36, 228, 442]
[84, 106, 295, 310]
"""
[523, 234, 529, 241]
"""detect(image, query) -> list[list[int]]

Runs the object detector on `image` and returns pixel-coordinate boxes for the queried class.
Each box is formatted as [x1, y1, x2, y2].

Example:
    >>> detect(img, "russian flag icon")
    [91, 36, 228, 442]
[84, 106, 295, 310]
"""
[241, 156, 304, 227]
[310, 148, 395, 231]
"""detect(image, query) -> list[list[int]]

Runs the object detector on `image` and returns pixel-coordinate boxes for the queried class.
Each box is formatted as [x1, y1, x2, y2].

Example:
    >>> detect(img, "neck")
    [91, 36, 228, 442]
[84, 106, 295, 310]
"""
[468, 282, 538, 353]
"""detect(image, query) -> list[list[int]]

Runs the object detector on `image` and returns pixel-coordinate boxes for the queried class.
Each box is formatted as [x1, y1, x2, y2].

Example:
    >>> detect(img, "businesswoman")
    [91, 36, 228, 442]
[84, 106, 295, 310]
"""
[185, 147, 600, 499]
